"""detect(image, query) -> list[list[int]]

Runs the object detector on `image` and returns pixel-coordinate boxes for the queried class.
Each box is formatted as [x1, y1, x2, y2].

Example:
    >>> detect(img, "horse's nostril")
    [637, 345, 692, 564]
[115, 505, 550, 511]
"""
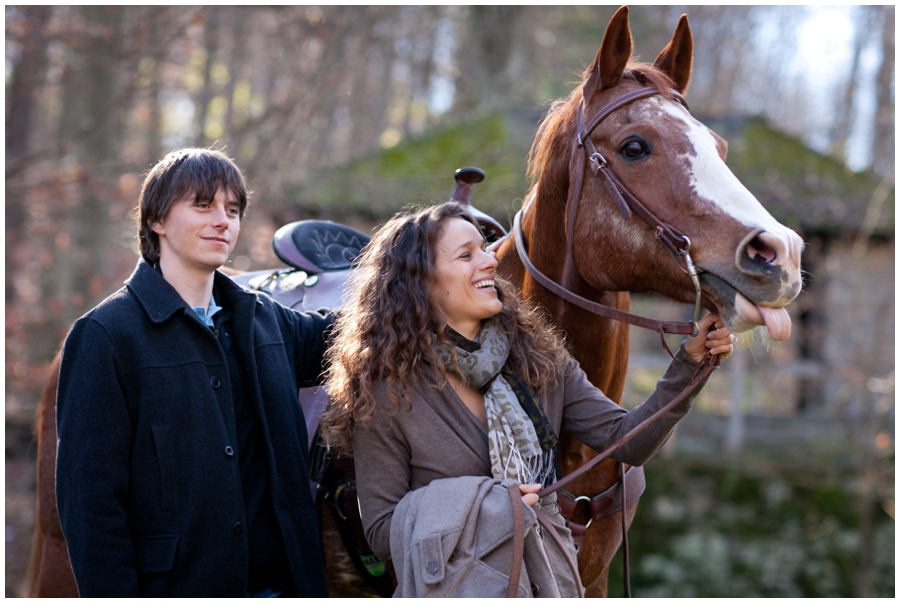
[746, 235, 777, 265]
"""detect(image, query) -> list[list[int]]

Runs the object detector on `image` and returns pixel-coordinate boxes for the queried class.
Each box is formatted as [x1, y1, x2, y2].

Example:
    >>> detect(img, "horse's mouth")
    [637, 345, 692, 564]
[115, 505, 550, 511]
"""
[699, 272, 792, 341]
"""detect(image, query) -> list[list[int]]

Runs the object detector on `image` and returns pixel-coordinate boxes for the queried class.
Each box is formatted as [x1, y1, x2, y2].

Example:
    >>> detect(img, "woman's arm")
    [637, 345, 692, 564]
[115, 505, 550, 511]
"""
[560, 314, 733, 466]
[351, 399, 413, 560]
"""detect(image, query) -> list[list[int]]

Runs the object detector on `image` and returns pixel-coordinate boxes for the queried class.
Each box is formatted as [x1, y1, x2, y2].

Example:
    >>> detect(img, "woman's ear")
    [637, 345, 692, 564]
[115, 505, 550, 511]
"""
[150, 219, 165, 235]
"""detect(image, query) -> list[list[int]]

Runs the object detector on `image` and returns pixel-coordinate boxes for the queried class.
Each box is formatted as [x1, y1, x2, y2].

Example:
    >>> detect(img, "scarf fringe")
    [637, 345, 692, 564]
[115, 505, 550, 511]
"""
[502, 434, 557, 488]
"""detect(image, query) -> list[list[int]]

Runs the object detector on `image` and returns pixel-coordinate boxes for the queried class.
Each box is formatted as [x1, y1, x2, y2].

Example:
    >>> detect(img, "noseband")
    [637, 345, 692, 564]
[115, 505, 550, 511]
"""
[515, 85, 704, 342]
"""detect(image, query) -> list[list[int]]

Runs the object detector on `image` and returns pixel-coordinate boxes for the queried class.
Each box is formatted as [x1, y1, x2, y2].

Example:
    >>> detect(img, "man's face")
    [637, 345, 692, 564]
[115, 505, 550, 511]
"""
[151, 188, 241, 276]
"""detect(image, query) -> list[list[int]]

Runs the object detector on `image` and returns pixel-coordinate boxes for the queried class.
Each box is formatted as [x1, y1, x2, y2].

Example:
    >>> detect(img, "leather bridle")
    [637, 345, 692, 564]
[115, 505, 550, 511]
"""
[521, 85, 705, 344]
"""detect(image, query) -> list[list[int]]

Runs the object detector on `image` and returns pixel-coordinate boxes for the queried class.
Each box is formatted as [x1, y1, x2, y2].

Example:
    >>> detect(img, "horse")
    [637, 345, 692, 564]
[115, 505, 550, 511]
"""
[491, 5, 803, 596]
[24, 6, 804, 598]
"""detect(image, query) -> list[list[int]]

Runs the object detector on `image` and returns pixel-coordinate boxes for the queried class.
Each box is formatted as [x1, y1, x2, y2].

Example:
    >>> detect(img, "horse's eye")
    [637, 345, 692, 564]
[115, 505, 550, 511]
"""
[620, 139, 649, 160]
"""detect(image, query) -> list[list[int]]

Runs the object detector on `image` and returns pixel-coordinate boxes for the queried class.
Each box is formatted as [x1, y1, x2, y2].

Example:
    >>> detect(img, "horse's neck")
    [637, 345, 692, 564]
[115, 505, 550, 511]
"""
[496, 197, 631, 403]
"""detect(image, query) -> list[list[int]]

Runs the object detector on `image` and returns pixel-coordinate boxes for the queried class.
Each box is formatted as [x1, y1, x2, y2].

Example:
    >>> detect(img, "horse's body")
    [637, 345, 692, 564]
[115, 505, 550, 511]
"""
[24, 6, 803, 598]
[492, 6, 803, 596]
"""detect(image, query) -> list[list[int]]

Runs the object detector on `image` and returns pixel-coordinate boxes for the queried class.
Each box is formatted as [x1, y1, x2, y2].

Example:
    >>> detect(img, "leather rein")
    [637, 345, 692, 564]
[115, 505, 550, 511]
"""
[512, 86, 720, 597]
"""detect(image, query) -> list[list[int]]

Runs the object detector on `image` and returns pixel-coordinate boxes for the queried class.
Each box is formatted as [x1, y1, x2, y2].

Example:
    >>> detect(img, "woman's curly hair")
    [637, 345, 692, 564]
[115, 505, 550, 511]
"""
[320, 202, 569, 454]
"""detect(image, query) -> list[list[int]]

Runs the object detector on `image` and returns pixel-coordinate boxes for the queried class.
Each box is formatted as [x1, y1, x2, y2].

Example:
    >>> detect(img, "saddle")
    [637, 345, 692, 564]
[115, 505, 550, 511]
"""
[243, 220, 369, 313]
[235, 206, 508, 596]
[232, 220, 396, 594]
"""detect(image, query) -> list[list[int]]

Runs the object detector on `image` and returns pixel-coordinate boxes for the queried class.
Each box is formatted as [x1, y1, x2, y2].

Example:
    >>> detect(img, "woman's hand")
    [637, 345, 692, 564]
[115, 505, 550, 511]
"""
[685, 312, 735, 364]
[519, 483, 541, 506]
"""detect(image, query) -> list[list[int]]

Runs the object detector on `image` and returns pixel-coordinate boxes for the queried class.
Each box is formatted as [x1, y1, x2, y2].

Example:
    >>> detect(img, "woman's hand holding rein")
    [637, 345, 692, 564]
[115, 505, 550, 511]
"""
[684, 313, 735, 364]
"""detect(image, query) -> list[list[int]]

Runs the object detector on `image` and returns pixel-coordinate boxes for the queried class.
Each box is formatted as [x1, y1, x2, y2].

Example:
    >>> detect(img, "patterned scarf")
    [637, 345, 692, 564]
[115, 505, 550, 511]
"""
[434, 317, 558, 487]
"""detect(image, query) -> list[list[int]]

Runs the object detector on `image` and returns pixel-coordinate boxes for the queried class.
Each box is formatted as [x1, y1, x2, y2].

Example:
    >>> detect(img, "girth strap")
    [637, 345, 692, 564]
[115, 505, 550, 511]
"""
[556, 465, 646, 552]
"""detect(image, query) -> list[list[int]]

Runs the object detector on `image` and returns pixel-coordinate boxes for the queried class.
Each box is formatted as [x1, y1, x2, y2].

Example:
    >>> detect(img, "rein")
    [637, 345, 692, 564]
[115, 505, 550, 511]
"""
[538, 357, 717, 502]
[514, 86, 718, 597]
[513, 210, 696, 355]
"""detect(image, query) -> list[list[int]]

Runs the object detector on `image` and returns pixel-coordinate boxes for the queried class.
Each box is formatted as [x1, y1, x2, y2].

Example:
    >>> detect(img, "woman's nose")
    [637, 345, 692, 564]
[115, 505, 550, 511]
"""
[481, 248, 498, 270]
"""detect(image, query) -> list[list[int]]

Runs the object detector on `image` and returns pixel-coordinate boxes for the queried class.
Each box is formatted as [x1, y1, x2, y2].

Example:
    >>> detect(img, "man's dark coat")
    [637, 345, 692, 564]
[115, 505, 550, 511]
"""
[56, 260, 331, 597]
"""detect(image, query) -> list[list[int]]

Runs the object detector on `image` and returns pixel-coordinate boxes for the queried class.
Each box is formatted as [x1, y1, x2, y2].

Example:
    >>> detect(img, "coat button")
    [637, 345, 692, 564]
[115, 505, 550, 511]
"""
[210, 377, 221, 388]
[531, 583, 540, 596]
[233, 522, 242, 534]
[224, 446, 234, 457]
[448, 548, 460, 562]
[426, 561, 438, 574]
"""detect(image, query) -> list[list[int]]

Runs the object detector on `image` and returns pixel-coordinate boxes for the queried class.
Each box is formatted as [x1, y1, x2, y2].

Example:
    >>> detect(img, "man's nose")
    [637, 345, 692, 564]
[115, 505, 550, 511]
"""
[210, 205, 229, 227]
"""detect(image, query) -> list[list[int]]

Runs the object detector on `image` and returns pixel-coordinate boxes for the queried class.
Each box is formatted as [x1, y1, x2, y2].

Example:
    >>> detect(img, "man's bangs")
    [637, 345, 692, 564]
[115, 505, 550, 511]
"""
[168, 155, 248, 213]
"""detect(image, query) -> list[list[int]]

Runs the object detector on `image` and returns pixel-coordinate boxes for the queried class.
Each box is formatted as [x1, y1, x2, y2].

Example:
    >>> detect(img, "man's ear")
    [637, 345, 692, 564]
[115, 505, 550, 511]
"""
[150, 219, 165, 235]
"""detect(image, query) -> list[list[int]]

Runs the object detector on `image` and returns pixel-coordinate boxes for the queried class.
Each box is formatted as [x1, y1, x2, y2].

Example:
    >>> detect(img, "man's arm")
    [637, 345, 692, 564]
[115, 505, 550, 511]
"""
[280, 304, 335, 387]
[56, 317, 141, 596]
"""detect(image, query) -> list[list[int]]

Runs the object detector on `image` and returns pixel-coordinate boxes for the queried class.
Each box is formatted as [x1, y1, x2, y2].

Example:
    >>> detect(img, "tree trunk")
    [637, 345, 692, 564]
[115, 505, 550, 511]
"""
[871, 6, 894, 178]
[53, 6, 126, 326]
[452, 6, 531, 114]
[194, 8, 222, 146]
[828, 7, 867, 162]
[6, 6, 52, 305]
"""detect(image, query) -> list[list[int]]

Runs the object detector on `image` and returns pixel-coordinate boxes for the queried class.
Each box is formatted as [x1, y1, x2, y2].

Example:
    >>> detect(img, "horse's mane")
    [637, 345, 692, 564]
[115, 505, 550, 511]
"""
[527, 61, 676, 187]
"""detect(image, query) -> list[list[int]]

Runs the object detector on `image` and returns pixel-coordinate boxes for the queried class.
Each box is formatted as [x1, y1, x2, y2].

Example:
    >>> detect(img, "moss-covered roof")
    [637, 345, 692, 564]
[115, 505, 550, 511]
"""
[283, 110, 893, 241]
[282, 109, 540, 225]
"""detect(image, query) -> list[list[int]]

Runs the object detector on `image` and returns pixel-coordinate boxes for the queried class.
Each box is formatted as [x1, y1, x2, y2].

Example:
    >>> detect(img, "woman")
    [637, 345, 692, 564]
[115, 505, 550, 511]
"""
[321, 202, 733, 597]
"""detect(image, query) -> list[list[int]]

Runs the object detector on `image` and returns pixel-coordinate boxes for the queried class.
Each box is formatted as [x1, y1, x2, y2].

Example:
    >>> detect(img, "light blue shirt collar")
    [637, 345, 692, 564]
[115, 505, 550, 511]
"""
[192, 293, 222, 327]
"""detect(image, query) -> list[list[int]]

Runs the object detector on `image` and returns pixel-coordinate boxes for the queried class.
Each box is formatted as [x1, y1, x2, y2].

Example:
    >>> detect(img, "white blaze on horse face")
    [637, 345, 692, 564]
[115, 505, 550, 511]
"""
[647, 98, 804, 340]
[655, 100, 789, 237]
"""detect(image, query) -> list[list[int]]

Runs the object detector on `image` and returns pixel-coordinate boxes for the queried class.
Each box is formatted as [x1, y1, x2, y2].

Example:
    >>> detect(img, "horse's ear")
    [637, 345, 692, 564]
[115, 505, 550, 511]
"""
[653, 14, 693, 94]
[585, 6, 633, 96]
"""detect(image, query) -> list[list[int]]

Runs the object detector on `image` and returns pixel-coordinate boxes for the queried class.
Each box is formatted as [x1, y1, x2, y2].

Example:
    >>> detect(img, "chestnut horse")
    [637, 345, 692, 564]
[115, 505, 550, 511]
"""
[24, 6, 803, 598]
[492, 6, 802, 596]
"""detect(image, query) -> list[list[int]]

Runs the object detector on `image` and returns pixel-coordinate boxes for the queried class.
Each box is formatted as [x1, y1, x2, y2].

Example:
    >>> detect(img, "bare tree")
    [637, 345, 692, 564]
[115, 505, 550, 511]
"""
[452, 6, 532, 114]
[5, 6, 52, 304]
[870, 5, 894, 179]
[828, 7, 869, 162]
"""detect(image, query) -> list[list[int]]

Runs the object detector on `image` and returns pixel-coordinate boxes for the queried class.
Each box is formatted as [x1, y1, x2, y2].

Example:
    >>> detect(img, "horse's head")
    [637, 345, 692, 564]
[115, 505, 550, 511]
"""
[528, 6, 803, 341]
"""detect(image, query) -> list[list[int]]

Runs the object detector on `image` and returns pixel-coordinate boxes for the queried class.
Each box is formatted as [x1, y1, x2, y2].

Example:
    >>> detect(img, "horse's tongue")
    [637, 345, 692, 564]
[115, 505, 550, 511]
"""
[757, 305, 792, 341]
[735, 294, 792, 341]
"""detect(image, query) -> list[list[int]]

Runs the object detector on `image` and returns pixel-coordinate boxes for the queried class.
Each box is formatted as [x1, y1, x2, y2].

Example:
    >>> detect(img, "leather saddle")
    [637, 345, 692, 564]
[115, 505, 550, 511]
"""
[232, 170, 507, 597]
[239, 220, 369, 313]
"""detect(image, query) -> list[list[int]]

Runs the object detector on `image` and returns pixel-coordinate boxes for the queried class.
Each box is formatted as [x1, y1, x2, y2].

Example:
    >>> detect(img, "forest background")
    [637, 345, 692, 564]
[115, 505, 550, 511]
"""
[5, 5, 895, 597]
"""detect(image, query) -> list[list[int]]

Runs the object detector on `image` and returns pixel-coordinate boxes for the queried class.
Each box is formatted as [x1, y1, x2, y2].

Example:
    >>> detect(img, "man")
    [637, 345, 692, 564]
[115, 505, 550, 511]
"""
[56, 148, 330, 597]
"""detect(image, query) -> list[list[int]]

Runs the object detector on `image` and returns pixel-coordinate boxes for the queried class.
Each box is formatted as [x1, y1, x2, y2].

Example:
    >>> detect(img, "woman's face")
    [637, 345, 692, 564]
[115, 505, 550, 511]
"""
[431, 217, 502, 340]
